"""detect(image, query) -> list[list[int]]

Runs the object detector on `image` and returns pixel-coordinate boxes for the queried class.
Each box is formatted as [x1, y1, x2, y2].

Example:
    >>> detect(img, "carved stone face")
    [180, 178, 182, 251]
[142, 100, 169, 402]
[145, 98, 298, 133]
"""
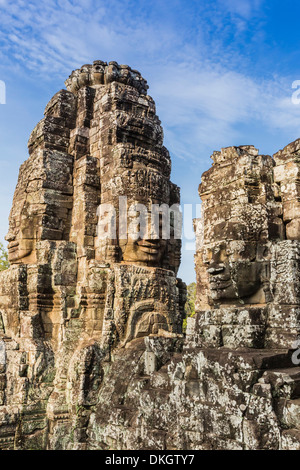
[119, 213, 167, 265]
[5, 202, 37, 264]
[120, 237, 167, 265]
[202, 241, 262, 302]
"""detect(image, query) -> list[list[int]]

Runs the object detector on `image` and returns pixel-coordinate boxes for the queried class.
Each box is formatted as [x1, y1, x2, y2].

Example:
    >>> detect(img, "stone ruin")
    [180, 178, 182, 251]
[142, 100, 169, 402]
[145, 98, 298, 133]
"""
[0, 61, 300, 450]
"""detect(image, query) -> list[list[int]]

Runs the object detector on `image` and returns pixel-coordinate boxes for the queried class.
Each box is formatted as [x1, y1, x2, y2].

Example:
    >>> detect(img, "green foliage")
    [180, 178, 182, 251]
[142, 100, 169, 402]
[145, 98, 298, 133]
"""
[185, 282, 196, 316]
[183, 282, 196, 332]
[0, 242, 9, 271]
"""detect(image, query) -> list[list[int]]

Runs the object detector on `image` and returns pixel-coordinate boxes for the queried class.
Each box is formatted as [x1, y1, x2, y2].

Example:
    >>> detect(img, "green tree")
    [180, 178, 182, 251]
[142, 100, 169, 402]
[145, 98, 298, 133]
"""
[183, 282, 196, 332]
[0, 242, 9, 271]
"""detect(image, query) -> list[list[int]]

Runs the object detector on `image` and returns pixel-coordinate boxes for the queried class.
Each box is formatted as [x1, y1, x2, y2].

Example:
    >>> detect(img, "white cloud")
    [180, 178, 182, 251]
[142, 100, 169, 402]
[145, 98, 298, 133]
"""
[221, 0, 263, 19]
[149, 62, 300, 162]
[0, 0, 299, 162]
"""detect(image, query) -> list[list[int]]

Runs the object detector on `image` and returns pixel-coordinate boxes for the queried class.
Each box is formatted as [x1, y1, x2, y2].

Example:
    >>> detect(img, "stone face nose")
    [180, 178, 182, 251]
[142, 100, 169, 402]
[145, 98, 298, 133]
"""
[5, 230, 15, 242]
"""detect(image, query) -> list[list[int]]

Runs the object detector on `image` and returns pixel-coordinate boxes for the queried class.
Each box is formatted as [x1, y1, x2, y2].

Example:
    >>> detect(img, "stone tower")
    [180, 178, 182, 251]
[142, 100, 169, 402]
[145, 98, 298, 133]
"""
[194, 144, 300, 349]
[0, 62, 185, 449]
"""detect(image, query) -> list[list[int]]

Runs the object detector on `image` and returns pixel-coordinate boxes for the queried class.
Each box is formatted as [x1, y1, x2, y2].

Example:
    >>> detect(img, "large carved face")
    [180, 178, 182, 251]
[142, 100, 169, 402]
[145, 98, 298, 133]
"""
[202, 240, 263, 302]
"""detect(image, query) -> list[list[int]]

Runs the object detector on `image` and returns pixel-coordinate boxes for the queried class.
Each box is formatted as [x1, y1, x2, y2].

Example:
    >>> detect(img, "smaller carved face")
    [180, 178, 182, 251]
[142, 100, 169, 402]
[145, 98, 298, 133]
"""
[119, 211, 168, 266]
[5, 203, 37, 264]
[203, 241, 262, 301]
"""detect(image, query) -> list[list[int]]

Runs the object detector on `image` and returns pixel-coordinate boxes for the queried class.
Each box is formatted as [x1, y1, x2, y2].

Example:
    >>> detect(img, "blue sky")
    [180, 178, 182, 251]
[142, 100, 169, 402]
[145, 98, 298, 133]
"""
[1, 0, 300, 283]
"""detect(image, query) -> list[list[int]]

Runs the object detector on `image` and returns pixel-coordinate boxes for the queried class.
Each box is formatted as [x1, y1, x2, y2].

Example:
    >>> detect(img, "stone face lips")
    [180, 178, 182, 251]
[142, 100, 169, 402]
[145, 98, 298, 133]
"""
[1, 62, 300, 450]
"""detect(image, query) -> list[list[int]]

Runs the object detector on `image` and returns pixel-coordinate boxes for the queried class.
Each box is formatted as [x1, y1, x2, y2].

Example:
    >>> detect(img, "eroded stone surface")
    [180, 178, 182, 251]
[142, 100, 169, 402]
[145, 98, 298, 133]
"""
[0, 63, 300, 450]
